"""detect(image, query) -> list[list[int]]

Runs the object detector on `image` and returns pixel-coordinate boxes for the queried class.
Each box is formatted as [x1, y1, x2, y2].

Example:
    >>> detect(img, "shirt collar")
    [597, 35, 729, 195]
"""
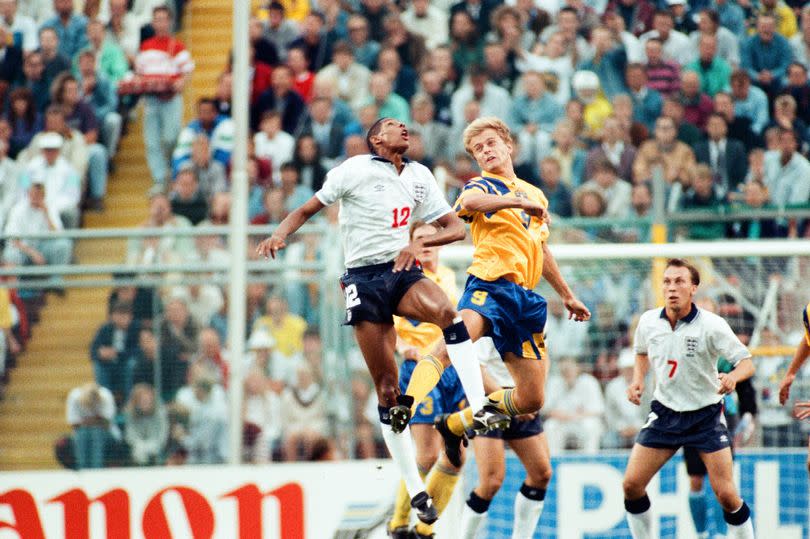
[659, 303, 699, 323]
[371, 155, 410, 164]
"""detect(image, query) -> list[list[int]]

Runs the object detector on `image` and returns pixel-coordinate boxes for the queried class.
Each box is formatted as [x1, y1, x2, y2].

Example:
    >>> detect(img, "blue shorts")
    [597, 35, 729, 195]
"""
[399, 359, 467, 424]
[339, 262, 425, 326]
[480, 413, 544, 440]
[637, 400, 731, 454]
[457, 275, 548, 360]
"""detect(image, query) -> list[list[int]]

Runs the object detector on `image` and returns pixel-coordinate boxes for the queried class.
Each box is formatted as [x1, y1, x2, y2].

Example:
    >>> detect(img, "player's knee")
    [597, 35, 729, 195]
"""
[416, 454, 437, 473]
[436, 303, 458, 329]
[478, 467, 505, 498]
[527, 464, 552, 488]
[622, 477, 646, 500]
[712, 485, 740, 512]
[519, 392, 544, 414]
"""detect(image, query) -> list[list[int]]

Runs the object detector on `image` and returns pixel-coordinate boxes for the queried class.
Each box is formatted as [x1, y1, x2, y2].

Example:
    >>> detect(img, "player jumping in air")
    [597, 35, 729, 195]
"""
[777, 300, 810, 474]
[623, 258, 756, 539]
[399, 116, 590, 468]
[256, 118, 497, 524]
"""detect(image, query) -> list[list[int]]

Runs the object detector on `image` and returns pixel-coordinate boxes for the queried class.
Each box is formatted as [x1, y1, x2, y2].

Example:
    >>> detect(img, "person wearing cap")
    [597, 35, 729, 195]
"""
[667, 0, 696, 34]
[20, 131, 81, 227]
[604, 348, 647, 448]
[572, 69, 613, 136]
[2, 178, 72, 281]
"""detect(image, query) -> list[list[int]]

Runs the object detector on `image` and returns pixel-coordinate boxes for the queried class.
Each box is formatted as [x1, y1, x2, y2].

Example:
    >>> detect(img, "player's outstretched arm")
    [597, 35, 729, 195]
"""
[393, 212, 465, 272]
[779, 338, 810, 405]
[460, 193, 547, 218]
[718, 357, 755, 395]
[540, 243, 590, 322]
[256, 196, 325, 259]
[627, 354, 648, 405]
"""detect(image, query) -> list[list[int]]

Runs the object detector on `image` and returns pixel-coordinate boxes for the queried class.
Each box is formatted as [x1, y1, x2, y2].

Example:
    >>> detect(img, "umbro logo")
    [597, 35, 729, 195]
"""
[720, 434, 728, 443]
[373, 184, 385, 192]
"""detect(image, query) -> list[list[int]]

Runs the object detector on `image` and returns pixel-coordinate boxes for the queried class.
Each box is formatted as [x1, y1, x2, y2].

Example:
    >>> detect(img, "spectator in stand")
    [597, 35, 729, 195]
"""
[173, 364, 228, 464]
[126, 191, 196, 266]
[0, 139, 17, 228]
[640, 9, 691, 65]
[633, 115, 696, 186]
[689, 9, 740, 68]
[757, 0, 797, 38]
[124, 383, 168, 466]
[189, 135, 228, 198]
[668, 0, 695, 35]
[345, 14, 379, 70]
[586, 115, 637, 181]
[580, 160, 632, 218]
[572, 69, 613, 138]
[253, 295, 306, 361]
[767, 94, 809, 146]
[450, 65, 509, 129]
[251, 188, 285, 226]
[66, 382, 116, 469]
[90, 300, 139, 403]
[377, 46, 417, 103]
[243, 367, 282, 463]
[785, 62, 810, 126]
[625, 62, 663, 130]
[381, 14, 427, 71]
[643, 37, 680, 97]
[361, 71, 409, 124]
[280, 362, 328, 461]
[603, 10, 644, 63]
[679, 164, 727, 239]
[108, 283, 158, 329]
[729, 179, 781, 239]
[41, 0, 88, 60]
[169, 165, 207, 225]
[19, 105, 88, 183]
[15, 51, 50, 113]
[790, 6, 810, 67]
[763, 128, 810, 208]
[316, 41, 370, 110]
[603, 349, 645, 448]
[606, 0, 655, 37]
[624, 182, 653, 242]
[1, 0, 38, 52]
[482, 41, 517, 94]
[6, 88, 43, 158]
[252, 64, 306, 133]
[264, 3, 298, 61]
[189, 327, 228, 385]
[171, 97, 233, 178]
[248, 18, 278, 68]
[291, 135, 327, 192]
[278, 162, 314, 213]
[612, 92, 649, 147]
[287, 46, 314, 104]
[52, 73, 109, 210]
[289, 11, 331, 72]
[2, 179, 72, 283]
[678, 70, 714, 130]
[19, 132, 81, 227]
[549, 119, 586, 188]
[75, 50, 121, 156]
[159, 297, 199, 399]
[714, 90, 760, 150]
[39, 27, 70, 90]
[685, 33, 732, 97]
[82, 20, 128, 86]
[730, 69, 770, 135]
[579, 25, 628, 98]
[253, 111, 294, 183]
[449, 10, 484, 70]
[0, 24, 22, 87]
[539, 6, 593, 64]
[106, 0, 141, 64]
[136, 6, 195, 186]
[695, 113, 748, 198]
[742, 14, 793, 96]
[299, 97, 346, 164]
[401, 0, 448, 51]
[661, 98, 700, 146]
[409, 94, 450, 164]
[544, 358, 605, 453]
[510, 70, 564, 137]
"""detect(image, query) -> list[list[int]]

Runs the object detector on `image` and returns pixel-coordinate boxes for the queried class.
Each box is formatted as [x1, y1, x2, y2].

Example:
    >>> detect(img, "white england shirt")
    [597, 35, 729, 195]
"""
[315, 155, 452, 268]
[634, 304, 751, 412]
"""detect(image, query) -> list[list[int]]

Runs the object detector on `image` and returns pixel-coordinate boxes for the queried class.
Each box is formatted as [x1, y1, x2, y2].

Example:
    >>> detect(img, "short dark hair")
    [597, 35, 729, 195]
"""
[593, 160, 618, 176]
[111, 301, 133, 315]
[197, 97, 217, 109]
[654, 9, 673, 20]
[280, 161, 298, 172]
[153, 5, 173, 18]
[666, 258, 700, 285]
[268, 1, 284, 11]
[365, 117, 390, 155]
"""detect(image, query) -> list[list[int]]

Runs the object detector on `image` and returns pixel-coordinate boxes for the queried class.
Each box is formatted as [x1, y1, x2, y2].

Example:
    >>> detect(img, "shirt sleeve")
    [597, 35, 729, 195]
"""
[633, 314, 648, 355]
[315, 161, 345, 206]
[452, 179, 490, 221]
[710, 316, 751, 366]
[413, 170, 452, 224]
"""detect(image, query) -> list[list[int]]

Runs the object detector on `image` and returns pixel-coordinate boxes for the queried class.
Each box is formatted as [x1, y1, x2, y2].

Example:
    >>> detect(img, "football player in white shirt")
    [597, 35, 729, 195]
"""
[256, 118, 499, 525]
[777, 300, 810, 474]
[623, 258, 755, 539]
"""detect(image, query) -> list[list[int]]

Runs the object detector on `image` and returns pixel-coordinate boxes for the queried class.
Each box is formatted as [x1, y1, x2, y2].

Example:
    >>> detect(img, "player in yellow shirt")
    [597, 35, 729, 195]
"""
[397, 116, 591, 466]
[778, 301, 810, 473]
[388, 222, 468, 539]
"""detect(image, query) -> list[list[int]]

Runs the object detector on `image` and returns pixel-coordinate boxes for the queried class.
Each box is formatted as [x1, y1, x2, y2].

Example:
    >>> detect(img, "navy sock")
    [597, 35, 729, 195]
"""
[378, 405, 391, 425]
[442, 319, 470, 344]
[466, 490, 492, 514]
[723, 501, 751, 526]
[624, 494, 651, 515]
[520, 483, 546, 501]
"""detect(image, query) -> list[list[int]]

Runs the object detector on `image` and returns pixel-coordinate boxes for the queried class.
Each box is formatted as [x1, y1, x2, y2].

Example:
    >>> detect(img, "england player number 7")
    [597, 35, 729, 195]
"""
[666, 359, 678, 378]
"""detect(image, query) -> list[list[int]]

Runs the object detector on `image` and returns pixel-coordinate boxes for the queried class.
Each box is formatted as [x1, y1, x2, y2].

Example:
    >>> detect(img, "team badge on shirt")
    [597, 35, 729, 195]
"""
[685, 337, 699, 357]
[412, 182, 427, 203]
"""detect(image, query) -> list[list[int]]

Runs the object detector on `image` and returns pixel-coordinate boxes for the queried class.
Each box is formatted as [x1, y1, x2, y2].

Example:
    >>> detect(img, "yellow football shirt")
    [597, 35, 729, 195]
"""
[453, 172, 550, 289]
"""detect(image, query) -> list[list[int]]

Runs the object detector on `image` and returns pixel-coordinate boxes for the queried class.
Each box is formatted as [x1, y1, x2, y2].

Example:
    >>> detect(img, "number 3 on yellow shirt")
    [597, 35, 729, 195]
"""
[471, 290, 488, 306]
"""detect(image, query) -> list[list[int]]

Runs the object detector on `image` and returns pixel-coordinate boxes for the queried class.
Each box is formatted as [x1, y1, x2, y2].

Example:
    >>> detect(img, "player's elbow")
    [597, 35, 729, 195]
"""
[450, 220, 466, 242]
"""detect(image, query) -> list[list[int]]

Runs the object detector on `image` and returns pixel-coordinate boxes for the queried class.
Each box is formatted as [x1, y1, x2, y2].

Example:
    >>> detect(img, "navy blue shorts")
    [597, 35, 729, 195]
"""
[683, 412, 738, 476]
[480, 413, 544, 440]
[339, 262, 425, 325]
[636, 400, 731, 454]
[457, 275, 547, 360]
[398, 359, 467, 424]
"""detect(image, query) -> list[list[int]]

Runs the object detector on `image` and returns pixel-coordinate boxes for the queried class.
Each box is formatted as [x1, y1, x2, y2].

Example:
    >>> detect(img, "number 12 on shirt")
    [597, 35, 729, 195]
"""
[392, 207, 411, 228]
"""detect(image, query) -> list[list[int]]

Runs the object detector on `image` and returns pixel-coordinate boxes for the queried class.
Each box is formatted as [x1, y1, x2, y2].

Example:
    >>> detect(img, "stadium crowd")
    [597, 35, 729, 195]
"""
[0, 0, 807, 468]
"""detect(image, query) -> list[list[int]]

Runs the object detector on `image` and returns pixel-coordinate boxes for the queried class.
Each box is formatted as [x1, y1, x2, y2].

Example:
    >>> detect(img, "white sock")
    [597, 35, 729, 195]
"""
[444, 317, 485, 411]
[626, 510, 652, 539]
[460, 504, 487, 539]
[512, 486, 545, 539]
[725, 502, 755, 539]
[380, 423, 424, 498]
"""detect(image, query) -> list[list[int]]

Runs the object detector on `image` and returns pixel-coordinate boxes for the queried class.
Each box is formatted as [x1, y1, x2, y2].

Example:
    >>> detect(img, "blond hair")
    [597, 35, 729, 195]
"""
[462, 116, 513, 155]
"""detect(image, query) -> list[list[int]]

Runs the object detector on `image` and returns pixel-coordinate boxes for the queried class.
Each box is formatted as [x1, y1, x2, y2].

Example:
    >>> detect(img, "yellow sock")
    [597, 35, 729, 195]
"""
[389, 469, 428, 531]
[446, 408, 474, 436]
[405, 355, 444, 415]
[486, 388, 521, 416]
[416, 463, 461, 536]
